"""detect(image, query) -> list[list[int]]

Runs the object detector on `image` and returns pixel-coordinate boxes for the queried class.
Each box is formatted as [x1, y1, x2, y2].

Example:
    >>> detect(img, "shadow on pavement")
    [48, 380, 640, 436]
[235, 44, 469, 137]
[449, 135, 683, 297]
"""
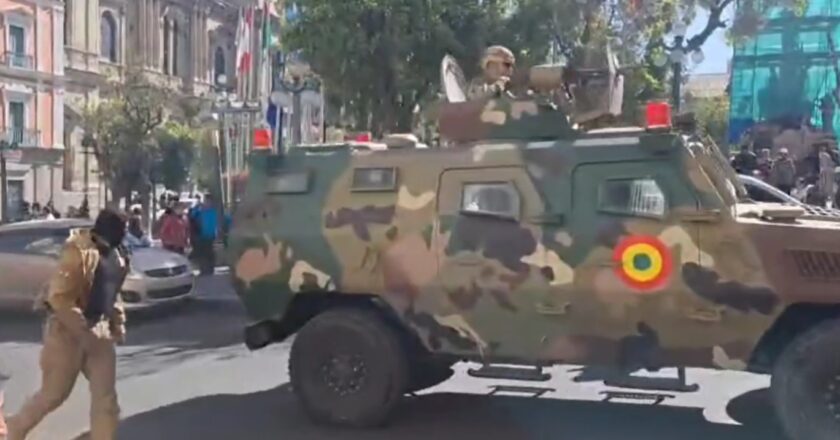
[0, 299, 245, 348]
[101, 386, 785, 440]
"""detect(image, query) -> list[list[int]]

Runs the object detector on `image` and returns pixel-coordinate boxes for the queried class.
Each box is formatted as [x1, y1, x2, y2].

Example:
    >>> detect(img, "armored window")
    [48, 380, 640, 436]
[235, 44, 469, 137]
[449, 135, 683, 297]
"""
[599, 178, 666, 218]
[352, 167, 397, 192]
[461, 182, 520, 219]
[266, 171, 311, 194]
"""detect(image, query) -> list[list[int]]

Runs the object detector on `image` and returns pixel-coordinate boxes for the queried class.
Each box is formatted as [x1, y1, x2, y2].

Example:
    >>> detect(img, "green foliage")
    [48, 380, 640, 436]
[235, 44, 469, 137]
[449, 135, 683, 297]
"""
[692, 95, 730, 146]
[153, 121, 197, 192]
[81, 70, 168, 205]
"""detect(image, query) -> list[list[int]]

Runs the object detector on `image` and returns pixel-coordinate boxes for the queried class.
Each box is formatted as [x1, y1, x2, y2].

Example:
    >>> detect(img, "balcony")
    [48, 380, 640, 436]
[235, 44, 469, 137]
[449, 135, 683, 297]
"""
[2, 52, 33, 70]
[1, 128, 40, 147]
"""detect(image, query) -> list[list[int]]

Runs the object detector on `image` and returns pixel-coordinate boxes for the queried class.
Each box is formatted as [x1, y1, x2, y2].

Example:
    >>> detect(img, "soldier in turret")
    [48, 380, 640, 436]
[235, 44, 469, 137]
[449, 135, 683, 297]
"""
[467, 45, 516, 100]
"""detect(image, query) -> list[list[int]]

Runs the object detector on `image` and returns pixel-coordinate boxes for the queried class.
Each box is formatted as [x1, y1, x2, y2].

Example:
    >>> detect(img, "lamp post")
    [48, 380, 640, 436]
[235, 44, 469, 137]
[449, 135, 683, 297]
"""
[652, 21, 706, 114]
[276, 56, 320, 151]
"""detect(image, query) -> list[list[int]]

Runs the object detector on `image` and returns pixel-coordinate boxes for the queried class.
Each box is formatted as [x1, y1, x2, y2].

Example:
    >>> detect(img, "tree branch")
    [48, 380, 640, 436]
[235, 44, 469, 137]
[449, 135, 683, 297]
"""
[685, 0, 734, 52]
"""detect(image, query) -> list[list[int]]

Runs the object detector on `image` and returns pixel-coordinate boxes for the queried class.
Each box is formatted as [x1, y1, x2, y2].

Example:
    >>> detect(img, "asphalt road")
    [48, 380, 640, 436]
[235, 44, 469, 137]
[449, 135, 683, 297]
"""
[0, 274, 784, 440]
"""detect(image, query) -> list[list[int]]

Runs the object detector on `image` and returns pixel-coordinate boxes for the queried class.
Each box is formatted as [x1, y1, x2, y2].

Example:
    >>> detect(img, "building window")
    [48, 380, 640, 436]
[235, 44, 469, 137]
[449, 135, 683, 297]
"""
[172, 20, 179, 76]
[64, 0, 72, 45]
[214, 46, 226, 84]
[461, 182, 520, 219]
[8, 24, 26, 68]
[162, 18, 170, 74]
[8, 101, 25, 145]
[100, 11, 117, 62]
[599, 178, 667, 218]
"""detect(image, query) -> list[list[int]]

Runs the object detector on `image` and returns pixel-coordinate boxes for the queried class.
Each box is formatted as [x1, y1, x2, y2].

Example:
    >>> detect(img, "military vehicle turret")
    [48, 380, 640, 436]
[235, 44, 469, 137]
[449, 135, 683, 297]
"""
[228, 46, 840, 440]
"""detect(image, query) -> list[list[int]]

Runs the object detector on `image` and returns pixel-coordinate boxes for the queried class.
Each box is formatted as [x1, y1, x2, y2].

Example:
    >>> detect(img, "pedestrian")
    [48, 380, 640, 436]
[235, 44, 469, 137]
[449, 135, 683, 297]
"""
[819, 145, 836, 207]
[124, 216, 151, 249]
[6, 208, 130, 440]
[189, 194, 218, 275]
[158, 207, 188, 254]
[732, 143, 758, 175]
[771, 148, 797, 194]
[756, 148, 773, 181]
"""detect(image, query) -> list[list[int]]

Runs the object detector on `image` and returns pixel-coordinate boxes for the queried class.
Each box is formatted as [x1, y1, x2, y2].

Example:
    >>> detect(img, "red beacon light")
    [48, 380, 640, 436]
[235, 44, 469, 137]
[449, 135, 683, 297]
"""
[645, 101, 672, 131]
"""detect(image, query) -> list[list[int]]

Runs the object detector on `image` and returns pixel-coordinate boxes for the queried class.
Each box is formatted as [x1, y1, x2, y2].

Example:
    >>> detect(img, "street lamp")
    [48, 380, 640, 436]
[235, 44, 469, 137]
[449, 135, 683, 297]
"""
[653, 21, 706, 113]
[275, 55, 321, 150]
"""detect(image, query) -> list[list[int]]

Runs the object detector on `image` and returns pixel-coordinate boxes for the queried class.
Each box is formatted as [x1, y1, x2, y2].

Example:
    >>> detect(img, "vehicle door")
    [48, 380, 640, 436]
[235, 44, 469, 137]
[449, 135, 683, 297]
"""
[566, 160, 710, 368]
[0, 228, 65, 310]
[424, 166, 555, 360]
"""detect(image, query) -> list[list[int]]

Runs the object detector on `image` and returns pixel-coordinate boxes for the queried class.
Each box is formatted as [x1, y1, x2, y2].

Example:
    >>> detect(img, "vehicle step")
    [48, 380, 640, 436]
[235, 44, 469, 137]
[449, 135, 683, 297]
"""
[489, 385, 555, 397]
[467, 364, 551, 382]
[602, 367, 699, 393]
[600, 390, 675, 405]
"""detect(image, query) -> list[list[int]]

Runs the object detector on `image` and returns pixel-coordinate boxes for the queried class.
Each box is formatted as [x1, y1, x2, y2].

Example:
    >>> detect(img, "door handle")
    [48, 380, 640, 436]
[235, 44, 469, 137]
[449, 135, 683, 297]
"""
[686, 306, 724, 323]
[528, 213, 566, 226]
[678, 210, 721, 223]
[537, 302, 571, 316]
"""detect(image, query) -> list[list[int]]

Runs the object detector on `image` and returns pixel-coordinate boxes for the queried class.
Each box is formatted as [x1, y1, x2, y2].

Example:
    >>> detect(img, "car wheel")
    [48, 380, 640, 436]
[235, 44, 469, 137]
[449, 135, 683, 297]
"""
[289, 308, 408, 427]
[772, 319, 840, 440]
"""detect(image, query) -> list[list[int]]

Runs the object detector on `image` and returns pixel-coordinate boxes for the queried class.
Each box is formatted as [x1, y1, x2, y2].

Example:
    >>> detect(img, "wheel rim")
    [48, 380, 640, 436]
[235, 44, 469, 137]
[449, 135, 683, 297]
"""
[321, 353, 367, 397]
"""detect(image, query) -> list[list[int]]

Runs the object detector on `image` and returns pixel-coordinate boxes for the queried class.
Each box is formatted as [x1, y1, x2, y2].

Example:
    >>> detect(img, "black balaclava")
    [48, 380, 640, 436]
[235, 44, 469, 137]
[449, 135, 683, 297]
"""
[92, 208, 128, 249]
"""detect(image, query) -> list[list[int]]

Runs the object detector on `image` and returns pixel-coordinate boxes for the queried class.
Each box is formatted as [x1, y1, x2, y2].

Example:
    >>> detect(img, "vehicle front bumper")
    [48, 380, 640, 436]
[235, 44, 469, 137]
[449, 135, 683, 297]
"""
[121, 271, 195, 310]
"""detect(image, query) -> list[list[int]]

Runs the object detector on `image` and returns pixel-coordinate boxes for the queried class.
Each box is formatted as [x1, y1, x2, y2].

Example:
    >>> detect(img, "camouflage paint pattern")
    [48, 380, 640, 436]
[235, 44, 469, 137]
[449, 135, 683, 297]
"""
[228, 95, 840, 373]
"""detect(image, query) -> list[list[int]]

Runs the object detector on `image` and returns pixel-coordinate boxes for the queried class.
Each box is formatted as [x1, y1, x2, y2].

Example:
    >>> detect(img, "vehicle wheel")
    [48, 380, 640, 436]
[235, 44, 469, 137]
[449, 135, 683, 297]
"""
[289, 308, 408, 427]
[772, 319, 840, 440]
[406, 357, 455, 394]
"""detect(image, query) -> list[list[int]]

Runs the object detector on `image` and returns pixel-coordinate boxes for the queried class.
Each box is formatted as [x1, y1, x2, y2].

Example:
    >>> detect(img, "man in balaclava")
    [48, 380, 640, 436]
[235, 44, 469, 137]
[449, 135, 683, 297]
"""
[8, 208, 130, 440]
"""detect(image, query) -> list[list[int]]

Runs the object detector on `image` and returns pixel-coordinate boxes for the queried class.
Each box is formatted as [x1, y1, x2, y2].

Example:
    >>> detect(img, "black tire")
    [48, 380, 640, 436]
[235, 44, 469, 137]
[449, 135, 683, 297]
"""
[772, 318, 840, 440]
[406, 357, 455, 394]
[289, 308, 408, 427]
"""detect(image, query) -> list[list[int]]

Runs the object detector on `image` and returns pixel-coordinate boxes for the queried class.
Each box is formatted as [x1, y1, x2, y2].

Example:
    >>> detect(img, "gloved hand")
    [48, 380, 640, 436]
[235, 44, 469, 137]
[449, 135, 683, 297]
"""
[492, 76, 511, 95]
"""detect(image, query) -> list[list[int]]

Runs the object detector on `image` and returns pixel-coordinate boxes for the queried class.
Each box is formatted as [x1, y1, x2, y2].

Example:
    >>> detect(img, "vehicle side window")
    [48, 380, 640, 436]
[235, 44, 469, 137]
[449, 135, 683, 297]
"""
[461, 182, 520, 219]
[598, 178, 666, 218]
[0, 229, 67, 257]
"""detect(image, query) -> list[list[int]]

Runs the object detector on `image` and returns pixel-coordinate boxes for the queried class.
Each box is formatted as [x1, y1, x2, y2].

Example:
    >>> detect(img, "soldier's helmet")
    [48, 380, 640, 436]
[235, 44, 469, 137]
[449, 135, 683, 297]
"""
[481, 45, 515, 69]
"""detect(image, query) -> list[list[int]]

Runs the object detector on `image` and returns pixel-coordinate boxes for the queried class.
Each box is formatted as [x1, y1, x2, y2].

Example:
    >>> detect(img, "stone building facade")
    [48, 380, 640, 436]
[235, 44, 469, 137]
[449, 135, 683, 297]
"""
[61, 0, 245, 214]
[0, 0, 65, 221]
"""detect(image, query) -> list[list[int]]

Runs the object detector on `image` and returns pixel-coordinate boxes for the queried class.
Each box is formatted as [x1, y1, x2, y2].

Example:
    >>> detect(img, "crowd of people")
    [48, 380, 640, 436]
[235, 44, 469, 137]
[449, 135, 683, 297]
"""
[731, 142, 840, 207]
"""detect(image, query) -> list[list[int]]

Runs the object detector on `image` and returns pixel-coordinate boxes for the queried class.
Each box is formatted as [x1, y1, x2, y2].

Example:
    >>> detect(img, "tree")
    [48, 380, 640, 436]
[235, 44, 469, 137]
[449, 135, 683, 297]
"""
[284, 0, 514, 136]
[692, 95, 730, 146]
[153, 121, 197, 193]
[82, 70, 168, 210]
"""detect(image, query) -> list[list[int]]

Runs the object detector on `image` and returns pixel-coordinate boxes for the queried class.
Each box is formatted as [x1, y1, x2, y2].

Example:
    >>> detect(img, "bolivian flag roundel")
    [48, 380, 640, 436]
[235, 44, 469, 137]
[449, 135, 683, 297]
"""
[613, 235, 673, 292]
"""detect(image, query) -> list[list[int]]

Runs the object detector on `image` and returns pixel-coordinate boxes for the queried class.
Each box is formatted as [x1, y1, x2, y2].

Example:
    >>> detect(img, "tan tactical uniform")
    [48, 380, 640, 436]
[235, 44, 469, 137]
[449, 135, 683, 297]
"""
[467, 45, 516, 100]
[8, 229, 127, 440]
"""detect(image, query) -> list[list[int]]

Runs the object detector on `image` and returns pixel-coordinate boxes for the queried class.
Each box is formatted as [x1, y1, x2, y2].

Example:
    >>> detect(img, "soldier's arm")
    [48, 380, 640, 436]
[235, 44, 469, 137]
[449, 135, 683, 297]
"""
[47, 244, 91, 339]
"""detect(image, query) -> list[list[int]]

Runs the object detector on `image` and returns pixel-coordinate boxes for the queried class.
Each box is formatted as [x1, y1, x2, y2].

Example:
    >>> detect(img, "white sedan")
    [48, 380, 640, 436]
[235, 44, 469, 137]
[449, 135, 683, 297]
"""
[0, 219, 195, 313]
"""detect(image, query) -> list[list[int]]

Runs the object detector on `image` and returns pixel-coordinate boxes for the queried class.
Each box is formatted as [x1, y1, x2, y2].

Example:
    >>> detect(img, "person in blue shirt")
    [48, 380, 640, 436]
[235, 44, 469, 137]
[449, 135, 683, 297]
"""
[189, 194, 219, 275]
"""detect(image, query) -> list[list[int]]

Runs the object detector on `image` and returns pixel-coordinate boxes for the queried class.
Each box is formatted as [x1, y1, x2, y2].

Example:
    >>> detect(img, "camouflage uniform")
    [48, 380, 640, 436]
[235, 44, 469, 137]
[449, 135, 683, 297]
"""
[7, 229, 128, 440]
[467, 45, 515, 100]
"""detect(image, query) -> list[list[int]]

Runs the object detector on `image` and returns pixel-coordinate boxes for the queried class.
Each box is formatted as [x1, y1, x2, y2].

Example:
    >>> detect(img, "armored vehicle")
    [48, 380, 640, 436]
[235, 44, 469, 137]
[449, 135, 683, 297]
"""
[228, 49, 840, 440]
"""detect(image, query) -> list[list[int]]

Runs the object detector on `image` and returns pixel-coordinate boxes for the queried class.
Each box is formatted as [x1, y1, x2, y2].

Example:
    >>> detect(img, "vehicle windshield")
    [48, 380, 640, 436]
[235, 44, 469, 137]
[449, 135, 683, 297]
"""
[687, 136, 751, 205]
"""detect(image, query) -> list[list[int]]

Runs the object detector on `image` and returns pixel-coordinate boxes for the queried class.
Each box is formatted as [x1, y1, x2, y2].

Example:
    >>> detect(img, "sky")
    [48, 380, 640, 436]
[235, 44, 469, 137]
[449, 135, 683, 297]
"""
[685, 6, 735, 75]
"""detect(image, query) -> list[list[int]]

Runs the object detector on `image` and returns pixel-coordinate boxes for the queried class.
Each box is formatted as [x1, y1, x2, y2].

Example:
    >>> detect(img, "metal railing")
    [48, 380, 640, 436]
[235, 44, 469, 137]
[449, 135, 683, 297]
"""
[1, 128, 40, 147]
[3, 52, 33, 69]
